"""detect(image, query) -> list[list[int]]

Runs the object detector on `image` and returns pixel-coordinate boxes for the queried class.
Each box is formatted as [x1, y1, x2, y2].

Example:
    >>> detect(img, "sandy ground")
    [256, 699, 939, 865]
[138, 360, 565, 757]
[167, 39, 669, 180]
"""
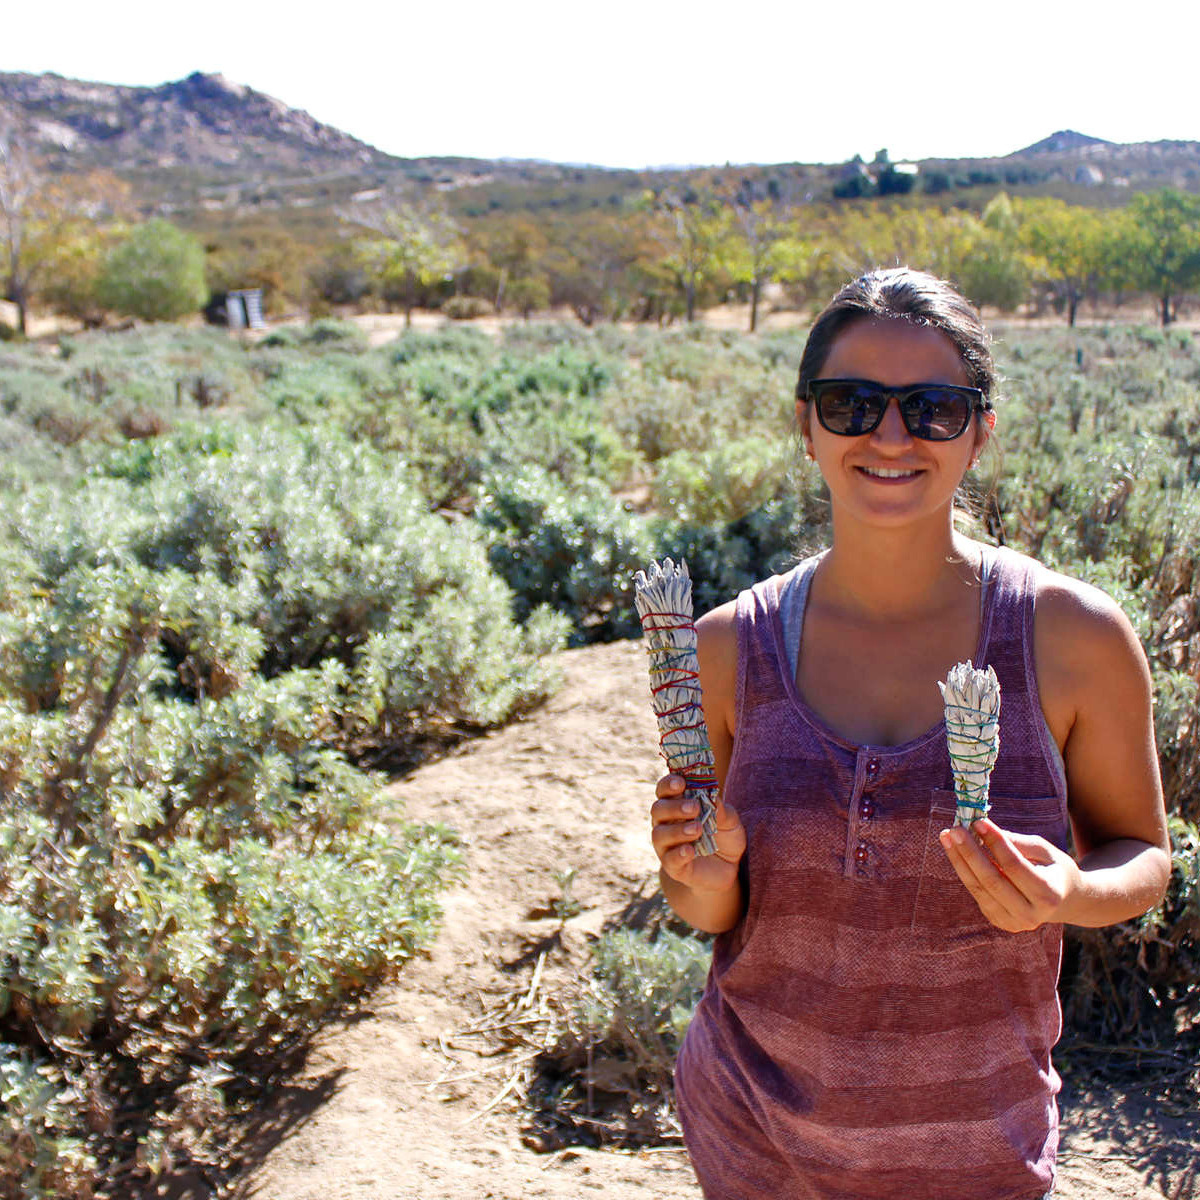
[8, 298, 1200, 348]
[227, 639, 1197, 1200]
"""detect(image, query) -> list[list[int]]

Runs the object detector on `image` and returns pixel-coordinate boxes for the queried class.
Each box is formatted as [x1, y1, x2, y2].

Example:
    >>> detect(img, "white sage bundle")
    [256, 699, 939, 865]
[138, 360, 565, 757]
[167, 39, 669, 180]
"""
[939, 661, 1001, 827]
[633, 558, 718, 856]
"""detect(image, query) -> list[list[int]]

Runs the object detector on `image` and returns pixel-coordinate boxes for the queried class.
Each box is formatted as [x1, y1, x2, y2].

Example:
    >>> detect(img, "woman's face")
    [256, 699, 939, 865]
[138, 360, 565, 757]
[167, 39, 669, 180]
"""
[797, 317, 995, 534]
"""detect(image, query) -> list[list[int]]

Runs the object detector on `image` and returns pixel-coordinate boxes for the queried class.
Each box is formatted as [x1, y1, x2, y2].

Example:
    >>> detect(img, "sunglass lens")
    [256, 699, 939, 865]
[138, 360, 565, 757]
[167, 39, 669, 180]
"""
[818, 384, 885, 435]
[900, 389, 970, 440]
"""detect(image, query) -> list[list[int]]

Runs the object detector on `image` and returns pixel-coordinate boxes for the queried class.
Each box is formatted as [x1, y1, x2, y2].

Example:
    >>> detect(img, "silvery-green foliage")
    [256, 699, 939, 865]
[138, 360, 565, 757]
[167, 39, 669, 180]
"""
[476, 464, 654, 642]
[0, 419, 566, 1193]
[653, 436, 795, 524]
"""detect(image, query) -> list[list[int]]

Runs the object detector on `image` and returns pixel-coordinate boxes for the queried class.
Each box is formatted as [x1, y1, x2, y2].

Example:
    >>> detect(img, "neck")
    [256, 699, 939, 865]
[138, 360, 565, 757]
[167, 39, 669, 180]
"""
[818, 516, 982, 620]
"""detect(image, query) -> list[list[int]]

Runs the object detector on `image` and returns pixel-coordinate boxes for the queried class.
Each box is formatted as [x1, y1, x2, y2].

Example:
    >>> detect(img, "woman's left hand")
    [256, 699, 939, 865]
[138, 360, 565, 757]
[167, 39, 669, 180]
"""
[939, 818, 1084, 932]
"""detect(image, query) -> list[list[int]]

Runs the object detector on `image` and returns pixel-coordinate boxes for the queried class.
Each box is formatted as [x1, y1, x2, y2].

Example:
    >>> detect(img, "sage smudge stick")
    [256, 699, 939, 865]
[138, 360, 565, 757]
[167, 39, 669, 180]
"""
[939, 661, 1001, 827]
[633, 558, 718, 856]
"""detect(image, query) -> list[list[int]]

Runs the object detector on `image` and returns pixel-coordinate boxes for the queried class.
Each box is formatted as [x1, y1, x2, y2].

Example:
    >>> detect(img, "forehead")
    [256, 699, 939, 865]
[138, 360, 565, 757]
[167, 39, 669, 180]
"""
[820, 317, 970, 387]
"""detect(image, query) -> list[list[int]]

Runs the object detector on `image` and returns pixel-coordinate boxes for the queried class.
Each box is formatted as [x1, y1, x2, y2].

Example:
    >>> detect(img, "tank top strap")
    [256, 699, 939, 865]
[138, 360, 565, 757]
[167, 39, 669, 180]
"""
[977, 545, 1068, 802]
[976, 543, 1036, 691]
[734, 565, 802, 721]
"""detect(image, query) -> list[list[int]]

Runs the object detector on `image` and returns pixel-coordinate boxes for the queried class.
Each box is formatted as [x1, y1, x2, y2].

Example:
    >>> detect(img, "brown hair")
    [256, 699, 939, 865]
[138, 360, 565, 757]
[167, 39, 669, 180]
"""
[795, 267, 996, 402]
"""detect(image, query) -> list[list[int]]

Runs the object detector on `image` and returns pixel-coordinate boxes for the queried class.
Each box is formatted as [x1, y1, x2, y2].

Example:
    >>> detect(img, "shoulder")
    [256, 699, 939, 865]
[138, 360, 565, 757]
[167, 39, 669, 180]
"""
[696, 597, 738, 684]
[1027, 558, 1151, 744]
[1031, 562, 1145, 670]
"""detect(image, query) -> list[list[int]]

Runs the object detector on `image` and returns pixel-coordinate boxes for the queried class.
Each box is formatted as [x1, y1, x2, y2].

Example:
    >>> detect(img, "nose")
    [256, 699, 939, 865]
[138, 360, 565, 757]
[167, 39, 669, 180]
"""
[871, 397, 915, 447]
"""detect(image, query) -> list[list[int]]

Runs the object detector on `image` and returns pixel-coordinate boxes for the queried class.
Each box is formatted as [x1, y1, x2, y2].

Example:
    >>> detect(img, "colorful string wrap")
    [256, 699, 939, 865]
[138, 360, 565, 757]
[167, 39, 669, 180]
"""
[938, 661, 1001, 827]
[633, 558, 718, 856]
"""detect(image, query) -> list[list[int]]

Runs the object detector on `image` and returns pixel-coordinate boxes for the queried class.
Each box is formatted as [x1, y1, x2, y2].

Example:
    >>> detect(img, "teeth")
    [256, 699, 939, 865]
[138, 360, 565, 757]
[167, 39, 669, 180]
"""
[862, 467, 917, 478]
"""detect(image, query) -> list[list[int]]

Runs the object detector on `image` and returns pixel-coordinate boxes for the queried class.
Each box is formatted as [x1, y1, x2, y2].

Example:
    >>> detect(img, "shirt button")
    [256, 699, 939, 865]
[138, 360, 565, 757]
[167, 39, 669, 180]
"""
[854, 842, 869, 865]
[860, 799, 875, 820]
[866, 758, 880, 775]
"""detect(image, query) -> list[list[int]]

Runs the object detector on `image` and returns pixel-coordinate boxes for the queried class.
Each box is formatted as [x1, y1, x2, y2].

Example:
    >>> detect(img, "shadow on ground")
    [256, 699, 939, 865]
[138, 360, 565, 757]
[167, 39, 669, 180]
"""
[1058, 1057, 1199, 1200]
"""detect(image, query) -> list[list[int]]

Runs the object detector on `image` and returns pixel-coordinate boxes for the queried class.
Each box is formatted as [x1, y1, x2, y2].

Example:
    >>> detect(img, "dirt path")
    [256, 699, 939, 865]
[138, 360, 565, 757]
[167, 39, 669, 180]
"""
[231, 640, 1195, 1200]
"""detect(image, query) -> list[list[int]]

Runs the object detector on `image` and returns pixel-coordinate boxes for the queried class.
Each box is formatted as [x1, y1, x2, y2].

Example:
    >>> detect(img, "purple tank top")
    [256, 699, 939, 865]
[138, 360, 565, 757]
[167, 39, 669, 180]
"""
[675, 545, 1068, 1200]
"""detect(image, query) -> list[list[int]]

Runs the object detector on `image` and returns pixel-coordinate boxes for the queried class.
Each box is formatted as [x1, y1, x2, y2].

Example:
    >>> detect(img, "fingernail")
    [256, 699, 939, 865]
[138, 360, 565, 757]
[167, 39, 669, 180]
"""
[683, 800, 699, 815]
[685, 822, 700, 836]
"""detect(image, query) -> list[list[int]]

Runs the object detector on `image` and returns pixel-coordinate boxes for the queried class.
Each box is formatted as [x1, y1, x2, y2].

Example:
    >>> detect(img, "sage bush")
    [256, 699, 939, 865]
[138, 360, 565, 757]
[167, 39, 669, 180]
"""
[0, 417, 564, 1194]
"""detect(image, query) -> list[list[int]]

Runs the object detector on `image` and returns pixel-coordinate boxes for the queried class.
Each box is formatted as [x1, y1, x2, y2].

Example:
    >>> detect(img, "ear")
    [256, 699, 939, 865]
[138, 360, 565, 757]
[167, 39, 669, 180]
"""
[796, 398, 815, 459]
[970, 408, 996, 467]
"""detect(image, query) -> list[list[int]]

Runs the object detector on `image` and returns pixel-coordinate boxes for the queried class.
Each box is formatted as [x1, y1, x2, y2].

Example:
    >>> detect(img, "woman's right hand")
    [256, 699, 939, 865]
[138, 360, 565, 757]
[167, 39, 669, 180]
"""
[651, 773, 746, 893]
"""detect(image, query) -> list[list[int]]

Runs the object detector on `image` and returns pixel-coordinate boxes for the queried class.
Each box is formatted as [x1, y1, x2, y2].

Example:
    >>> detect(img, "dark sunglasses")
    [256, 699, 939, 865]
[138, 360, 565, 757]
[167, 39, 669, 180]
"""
[805, 378, 992, 442]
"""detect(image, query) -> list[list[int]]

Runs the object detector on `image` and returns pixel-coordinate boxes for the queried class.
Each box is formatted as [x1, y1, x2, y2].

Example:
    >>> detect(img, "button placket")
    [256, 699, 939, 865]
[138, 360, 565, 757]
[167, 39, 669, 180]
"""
[846, 750, 883, 876]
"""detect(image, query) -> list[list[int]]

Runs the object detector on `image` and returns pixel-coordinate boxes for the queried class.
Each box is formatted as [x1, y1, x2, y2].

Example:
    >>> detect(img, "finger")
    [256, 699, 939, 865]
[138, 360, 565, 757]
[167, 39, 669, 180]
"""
[661, 840, 699, 881]
[972, 821, 1061, 909]
[651, 817, 703, 858]
[972, 820, 1043, 887]
[713, 795, 741, 831]
[650, 793, 700, 827]
[939, 826, 1033, 924]
[655, 773, 686, 799]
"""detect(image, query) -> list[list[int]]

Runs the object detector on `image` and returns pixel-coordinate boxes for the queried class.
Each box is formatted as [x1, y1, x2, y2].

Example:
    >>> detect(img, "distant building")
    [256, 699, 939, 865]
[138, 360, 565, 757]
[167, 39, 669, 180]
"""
[205, 288, 265, 330]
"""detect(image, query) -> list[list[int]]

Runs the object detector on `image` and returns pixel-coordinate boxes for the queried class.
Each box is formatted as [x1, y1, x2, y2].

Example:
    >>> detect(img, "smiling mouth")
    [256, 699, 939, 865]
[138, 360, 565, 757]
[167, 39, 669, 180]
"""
[859, 466, 921, 479]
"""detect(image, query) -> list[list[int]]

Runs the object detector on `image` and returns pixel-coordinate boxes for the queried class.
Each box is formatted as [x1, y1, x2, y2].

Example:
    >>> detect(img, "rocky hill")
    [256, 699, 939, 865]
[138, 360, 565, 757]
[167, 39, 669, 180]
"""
[1016, 130, 1114, 156]
[1, 72, 1197, 222]
[0, 70, 394, 174]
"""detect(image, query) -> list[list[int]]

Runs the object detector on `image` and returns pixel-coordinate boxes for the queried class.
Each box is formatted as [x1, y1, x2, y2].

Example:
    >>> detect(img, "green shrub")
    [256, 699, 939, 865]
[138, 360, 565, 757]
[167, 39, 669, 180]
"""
[96, 220, 208, 322]
[530, 926, 710, 1144]
[579, 928, 710, 1069]
[0, 420, 568, 1192]
[476, 465, 653, 642]
[301, 317, 369, 349]
[654, 436, 795, 523]
[442, 295, 494, 320]
[257, 325, 299, 350]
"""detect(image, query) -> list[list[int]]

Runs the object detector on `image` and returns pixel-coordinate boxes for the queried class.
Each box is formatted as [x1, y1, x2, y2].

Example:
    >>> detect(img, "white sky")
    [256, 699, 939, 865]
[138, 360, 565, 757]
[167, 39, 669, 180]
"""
[4, 0, 1198, 169]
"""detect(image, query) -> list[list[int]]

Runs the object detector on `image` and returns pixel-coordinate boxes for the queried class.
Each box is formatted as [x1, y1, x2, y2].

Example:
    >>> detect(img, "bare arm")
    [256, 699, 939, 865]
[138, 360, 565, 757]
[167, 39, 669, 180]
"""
[941, 573, 1171, 931]
[650, 600, 747, 934]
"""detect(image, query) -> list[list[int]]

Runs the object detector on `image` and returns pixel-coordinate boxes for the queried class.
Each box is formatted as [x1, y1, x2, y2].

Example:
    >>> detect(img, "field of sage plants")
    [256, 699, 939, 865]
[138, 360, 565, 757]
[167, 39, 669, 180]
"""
[0, 317, 1196, 1195]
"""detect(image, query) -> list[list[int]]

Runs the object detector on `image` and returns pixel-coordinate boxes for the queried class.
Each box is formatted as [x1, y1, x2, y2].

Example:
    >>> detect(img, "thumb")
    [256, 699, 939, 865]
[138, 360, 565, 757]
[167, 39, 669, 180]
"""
[975, 819, 1055, 865]
[713, 792, 740, 830]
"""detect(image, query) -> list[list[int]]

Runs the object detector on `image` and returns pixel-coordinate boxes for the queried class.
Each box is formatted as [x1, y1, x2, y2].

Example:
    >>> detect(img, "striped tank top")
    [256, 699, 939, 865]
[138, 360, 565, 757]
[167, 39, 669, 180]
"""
[674, 545, 1068, 1200]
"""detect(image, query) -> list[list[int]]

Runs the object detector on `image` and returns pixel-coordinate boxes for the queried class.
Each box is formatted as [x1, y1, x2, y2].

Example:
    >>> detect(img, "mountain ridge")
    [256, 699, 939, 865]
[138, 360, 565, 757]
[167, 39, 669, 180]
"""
[1, 71, 1198, 223]
[0, 70, 396, 173]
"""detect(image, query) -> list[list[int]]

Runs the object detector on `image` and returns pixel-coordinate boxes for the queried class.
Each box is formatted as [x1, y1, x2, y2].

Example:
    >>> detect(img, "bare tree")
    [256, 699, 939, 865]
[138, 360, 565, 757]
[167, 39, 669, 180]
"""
[0, 126, 128, 333]
[340, 191, 463, 327]
[0, 127, 37, 334]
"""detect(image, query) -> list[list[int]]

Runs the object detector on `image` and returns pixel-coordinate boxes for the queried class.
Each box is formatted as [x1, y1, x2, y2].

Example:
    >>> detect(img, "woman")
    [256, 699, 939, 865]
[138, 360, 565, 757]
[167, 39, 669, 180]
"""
[650, 268, 1170, 1200]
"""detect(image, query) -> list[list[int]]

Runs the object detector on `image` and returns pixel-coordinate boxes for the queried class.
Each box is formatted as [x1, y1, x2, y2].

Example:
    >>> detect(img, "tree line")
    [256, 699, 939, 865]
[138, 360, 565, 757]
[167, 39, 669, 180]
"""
[4, 129, 1200, 333]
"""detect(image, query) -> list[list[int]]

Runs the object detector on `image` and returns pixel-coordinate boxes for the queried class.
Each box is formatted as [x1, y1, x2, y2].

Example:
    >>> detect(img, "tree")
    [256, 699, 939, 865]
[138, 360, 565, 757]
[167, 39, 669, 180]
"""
[0, 130, 127, 333]
[647, 187, 731, 323]
[724, 179, 808, 332]
[1117, 189, 1200, 327]
[0, 129, 36, 333]
[204, 220, 317, 315]
[97, 219, 208, 321]
[546, 210, 655, 325]
[346, 194, 463, 327]
[1016, 197, 1110, 325]
[823, 203, 1029, 314]
[471, 217, 549, 313]
[952, 193, 1031, 313]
